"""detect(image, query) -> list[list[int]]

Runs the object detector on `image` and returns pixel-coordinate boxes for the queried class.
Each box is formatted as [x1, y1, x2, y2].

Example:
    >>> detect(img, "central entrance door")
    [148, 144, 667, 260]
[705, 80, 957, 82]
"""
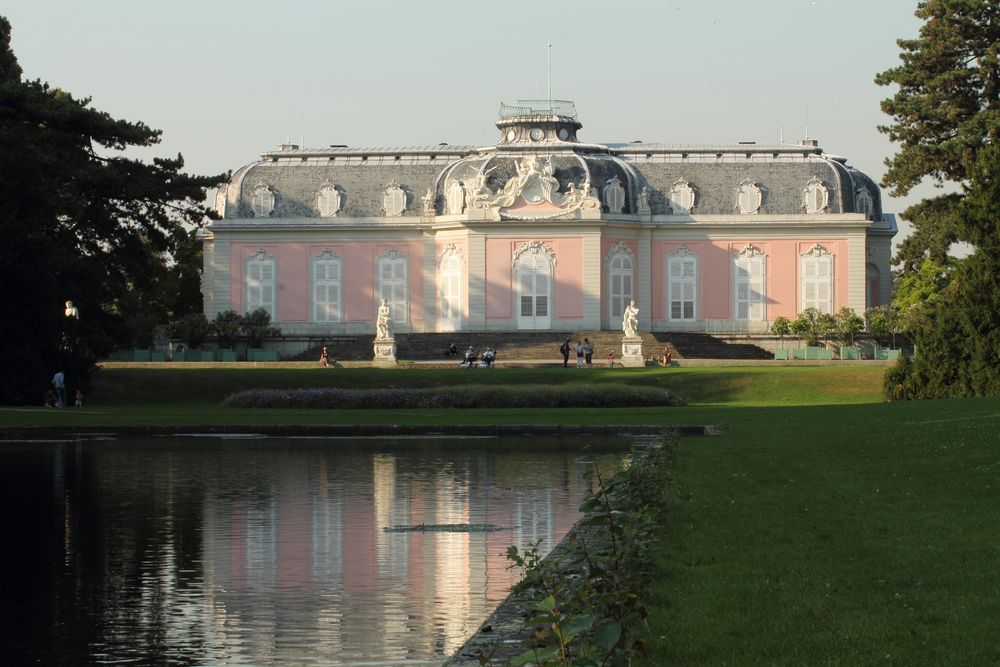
[516, 250, 552, 330]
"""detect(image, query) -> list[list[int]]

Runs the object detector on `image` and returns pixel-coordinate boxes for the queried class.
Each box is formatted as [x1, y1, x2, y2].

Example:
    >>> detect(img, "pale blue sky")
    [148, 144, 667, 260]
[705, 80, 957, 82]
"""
[5, 1, 931, 250]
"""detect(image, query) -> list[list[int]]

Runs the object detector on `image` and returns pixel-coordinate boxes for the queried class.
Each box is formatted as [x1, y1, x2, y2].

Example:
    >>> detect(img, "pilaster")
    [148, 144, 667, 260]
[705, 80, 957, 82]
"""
[582, 232, 602, 330]
[637, 228, 652, 331]
[846, 231, 867, 314]
[467, 231, 487, 330]
[423, 234, 437, 332]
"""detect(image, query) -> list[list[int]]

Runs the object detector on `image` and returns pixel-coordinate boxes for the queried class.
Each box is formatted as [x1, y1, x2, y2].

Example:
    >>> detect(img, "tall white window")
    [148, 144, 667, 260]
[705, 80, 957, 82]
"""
[246, 251, 275, 316]
[734, 245, 766, 321]
[378, 252, 408, 324]
[312, 253, 342, 322]
[438, 249, 463, 331]
[667, 248, 698, 321]
[801, 246, 834, 313]
[608, 248, 634, 322]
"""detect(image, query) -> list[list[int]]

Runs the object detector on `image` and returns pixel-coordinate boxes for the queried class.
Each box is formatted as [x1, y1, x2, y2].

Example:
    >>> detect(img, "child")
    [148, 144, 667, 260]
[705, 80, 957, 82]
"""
[74, 389, 84, 407]
[607, 352, 616, 368]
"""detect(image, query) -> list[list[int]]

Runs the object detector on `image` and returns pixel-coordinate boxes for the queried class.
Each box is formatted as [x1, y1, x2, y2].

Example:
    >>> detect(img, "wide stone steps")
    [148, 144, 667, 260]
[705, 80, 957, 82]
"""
[290, 331, 769, 362]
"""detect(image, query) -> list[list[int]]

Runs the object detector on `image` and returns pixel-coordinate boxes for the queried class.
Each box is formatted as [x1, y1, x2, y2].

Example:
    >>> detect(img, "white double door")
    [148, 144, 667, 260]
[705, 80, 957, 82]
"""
[516, 253, 552, 330]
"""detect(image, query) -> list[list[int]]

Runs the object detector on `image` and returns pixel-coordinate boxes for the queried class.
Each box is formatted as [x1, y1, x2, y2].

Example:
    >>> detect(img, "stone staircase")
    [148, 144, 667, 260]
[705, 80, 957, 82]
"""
[290, 331, 769, 362]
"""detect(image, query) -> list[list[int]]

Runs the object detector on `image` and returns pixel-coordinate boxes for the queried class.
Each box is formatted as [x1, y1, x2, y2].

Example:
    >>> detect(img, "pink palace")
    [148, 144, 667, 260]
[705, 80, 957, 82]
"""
[201, 100, 896, 336]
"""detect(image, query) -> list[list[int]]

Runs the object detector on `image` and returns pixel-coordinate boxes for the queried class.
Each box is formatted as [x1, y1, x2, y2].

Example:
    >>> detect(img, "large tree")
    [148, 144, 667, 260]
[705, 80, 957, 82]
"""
[0, 16, 225, 404]
[875, 0, 999, 397]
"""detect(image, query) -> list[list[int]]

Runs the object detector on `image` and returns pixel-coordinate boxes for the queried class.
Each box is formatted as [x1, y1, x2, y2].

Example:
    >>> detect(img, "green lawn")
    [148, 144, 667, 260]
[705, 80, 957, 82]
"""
[640, 397, 1000, 666]
[0, 365, 886, 428]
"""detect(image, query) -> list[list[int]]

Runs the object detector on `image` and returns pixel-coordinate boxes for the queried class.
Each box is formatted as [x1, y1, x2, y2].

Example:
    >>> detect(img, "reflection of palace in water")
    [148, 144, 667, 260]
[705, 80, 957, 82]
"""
[185, 444, 590, 663]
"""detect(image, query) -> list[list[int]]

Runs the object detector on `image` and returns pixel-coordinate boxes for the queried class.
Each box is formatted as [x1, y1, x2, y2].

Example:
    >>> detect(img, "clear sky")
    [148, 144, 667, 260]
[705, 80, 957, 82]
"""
[4, 1, 931, 251]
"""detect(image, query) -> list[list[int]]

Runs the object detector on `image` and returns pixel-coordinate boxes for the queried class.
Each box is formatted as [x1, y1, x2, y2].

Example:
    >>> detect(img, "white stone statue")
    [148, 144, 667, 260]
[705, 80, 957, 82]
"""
[622, 299, 639, 338]
[421, 188, 435, 215]
[376, 297, 393, 339]
[64, 300, 79, 318]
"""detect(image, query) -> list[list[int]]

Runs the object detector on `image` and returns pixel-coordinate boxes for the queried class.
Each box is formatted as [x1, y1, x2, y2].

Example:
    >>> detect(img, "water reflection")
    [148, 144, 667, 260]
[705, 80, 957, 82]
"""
[0, 436, 621, 665]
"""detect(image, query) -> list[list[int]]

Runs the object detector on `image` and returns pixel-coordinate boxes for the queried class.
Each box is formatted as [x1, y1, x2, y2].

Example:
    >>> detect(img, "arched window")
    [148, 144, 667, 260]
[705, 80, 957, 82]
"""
[378, 249, 408, 324]
[246, 250, 276, 317]
[606, 242, 634, 323]
[734, 244, 766, 321]
[667, 247, 698, 322]
[312, 251, 342, 322]
[438, 246, 463, 331]
[855, 189, 874, 219]
[801, 245, 834, 313]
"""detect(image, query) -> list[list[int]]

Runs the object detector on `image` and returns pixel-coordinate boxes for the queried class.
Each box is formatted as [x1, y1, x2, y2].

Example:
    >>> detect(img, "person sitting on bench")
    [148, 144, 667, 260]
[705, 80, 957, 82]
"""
[460, 346, 477, 368]
[480, 347, 496, 368]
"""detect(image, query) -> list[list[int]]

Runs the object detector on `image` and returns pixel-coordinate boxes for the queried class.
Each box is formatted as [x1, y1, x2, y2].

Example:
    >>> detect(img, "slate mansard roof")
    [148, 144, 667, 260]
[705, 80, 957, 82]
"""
[212, 101, 884, 222]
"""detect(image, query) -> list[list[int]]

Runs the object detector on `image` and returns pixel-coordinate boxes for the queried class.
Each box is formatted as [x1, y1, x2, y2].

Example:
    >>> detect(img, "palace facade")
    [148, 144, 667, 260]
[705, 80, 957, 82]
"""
[201, 101, 896, 335]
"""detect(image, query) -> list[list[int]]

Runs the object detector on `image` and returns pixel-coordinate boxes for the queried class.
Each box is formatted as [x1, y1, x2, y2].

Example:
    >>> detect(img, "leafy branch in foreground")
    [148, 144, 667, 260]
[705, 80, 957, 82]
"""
[505, 435, 678, 666]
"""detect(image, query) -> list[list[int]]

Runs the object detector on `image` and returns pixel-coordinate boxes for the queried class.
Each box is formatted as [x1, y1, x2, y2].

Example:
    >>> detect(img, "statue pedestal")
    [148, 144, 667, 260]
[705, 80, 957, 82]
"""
[621, 337, 645, 367]
[373, 338, 397, 367]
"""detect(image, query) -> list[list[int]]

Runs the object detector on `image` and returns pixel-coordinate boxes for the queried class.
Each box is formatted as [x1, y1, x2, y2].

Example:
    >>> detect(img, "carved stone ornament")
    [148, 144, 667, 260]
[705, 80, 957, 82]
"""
[671, 244, 695, 258]
[439, 242, 463, 263]
[607, 240, 635, 264]
[470, 155, 601, 222]
[381, 246, 406, 261]
[316, 248, 338, 261]
[317, 182, 342, 217]
[802, 177, 829, 214]
[802, 243, 831, 257]
[669, 178, 696, 214]
[735, 243, 765, 258]
[736, 178, 762, 215]
[250, 182, 275, 218]
[382, 180, 407, 217]
[511, 240, 557, 269]
[446, 179, 466, 214]
[603, 176, 626, 214]
[855, 188, 874, 218]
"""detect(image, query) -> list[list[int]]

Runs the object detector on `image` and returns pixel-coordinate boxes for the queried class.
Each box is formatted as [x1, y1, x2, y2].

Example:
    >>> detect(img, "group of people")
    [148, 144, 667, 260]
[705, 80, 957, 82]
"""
[318, 346, 336, 367]
[46, 370, 82, 407]
[458, 345, 496, 368]
[560, 338, 596, 368]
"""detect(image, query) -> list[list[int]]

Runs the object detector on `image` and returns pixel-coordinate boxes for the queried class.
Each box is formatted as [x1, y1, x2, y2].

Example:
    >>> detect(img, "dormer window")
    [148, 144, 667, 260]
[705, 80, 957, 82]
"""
[803, 177, 829, 214]
[855, 189, 874, 218]
[736, 178, 762, 215]
[251, 182, 275, 218]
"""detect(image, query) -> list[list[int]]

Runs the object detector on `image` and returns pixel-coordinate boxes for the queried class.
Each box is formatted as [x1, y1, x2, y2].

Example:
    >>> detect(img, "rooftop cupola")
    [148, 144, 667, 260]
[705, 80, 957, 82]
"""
[496, 99, 582, 146]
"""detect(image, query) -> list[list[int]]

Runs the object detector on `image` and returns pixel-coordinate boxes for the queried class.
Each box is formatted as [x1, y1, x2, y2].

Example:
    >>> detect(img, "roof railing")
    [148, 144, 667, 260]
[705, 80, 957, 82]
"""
[499, 100, 577, 119]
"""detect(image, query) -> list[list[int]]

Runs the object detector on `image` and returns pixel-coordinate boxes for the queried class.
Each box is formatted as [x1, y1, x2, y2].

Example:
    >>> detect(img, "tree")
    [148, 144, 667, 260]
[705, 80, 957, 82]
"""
[770, 316, 792, 348]
[866, 305, 903, 348]
[0, 16, 225, 403]
[875, 0, 999, 270]
[211, 310, 242, 351]
[876, 1, 1000, 398]
[240, 309, 281, 349]
[834, 307, 865, 347]
[790, 308, 835, 348]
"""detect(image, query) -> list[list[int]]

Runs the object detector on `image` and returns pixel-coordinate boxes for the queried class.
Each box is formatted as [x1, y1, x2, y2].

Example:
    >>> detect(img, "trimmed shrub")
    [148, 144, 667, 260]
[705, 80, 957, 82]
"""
[222, 383, 684, 409]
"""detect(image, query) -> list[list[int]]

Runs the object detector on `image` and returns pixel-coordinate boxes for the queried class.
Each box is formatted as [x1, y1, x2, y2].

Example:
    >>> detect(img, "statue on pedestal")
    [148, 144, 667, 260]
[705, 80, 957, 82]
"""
[373, 297, 397, 366]
[620, 300, 645, 367]
[622, 300, 639, 338]
[376, 297, 393, 340]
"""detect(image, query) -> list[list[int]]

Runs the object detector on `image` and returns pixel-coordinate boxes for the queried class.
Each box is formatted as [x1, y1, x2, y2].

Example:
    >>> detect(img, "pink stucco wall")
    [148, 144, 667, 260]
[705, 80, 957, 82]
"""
[230, 242, 424, 324]
[650, 239, 848, 320]
[484, 238, 584, 322]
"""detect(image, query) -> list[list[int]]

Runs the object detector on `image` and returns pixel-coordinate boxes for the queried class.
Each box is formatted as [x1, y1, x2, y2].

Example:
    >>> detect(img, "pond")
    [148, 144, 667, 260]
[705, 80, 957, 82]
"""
[0, 435, 627, 665]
